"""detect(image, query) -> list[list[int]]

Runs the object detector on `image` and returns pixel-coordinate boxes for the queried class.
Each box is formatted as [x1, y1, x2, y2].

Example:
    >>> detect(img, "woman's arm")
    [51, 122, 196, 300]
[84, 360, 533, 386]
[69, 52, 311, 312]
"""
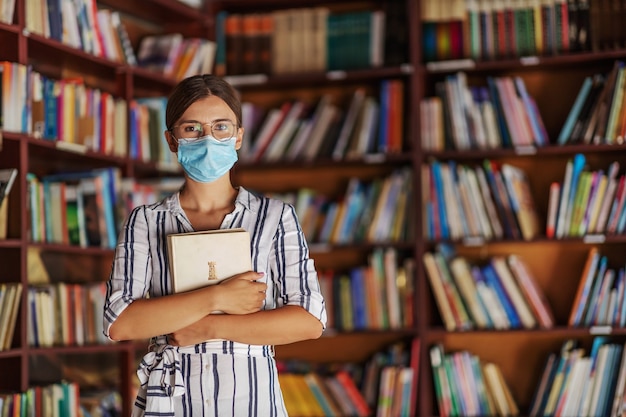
[108, 271, 267, 341]
[169, 305, 323, 346]
[104, 205, 267, 342]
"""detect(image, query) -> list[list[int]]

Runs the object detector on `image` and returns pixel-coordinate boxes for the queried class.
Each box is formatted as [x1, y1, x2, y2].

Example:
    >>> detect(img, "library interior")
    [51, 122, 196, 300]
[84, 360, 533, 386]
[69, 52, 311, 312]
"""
[1, 0, 626, 416]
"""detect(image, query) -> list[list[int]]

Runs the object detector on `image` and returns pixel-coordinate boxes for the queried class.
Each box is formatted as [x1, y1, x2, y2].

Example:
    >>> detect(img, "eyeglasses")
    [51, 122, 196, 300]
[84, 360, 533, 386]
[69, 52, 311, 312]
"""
[171, 119, 238, 142]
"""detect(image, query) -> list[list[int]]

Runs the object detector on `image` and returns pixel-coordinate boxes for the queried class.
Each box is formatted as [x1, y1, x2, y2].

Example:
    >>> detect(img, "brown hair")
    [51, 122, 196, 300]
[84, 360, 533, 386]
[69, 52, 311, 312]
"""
[165, 74, 242, 131]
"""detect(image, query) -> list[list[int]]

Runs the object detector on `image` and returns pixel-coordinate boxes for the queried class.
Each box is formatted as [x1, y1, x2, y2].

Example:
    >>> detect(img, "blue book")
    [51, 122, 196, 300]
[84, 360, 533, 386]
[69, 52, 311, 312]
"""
[482, 263, 521, 328]
[431, 161, 450, 239]
[43, 77, 58, 140]
[486, 76, 512, 148]
[570, 249, 601, 326]
[563, 153, 587, 234]
[595, 344, 622, 417]
[377, 79, 390, 152]
[584, 255, 609, 326]
[27, 288, 39, 347]
[514, 76, 547, 146]
[557, 76, 593, 145]
[349, 268, 368, 330]
[46, 0, 63, 41]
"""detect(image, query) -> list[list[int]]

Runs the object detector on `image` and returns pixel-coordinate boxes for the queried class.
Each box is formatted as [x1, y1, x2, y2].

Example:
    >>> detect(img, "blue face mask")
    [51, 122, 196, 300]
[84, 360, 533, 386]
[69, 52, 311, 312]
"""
[177, 135, 238, 183]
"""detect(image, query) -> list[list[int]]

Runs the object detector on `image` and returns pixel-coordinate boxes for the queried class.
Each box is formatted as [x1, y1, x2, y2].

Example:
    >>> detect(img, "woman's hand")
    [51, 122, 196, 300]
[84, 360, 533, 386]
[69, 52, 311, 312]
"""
[168, 271, 267, 346]
[215, 271, 267, 314]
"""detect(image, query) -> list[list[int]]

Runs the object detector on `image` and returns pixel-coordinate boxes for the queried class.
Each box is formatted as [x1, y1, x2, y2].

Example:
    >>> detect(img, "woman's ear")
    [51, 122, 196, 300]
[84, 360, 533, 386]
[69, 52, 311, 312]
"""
[235, 127, 244, 151]
[165, 130, 177, 153]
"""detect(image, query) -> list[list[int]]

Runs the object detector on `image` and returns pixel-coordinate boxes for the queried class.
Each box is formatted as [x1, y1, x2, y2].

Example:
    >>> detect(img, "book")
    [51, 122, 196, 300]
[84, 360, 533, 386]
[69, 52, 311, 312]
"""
[0, 168, 17, 239]
[166, 228, 252, 294]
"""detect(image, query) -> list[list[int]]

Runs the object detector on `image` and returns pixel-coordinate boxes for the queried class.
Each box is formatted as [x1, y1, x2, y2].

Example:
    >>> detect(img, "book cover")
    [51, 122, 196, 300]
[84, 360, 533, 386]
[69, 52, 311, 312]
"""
[166, 228, 252, 294]
[0, 168, 18, 205]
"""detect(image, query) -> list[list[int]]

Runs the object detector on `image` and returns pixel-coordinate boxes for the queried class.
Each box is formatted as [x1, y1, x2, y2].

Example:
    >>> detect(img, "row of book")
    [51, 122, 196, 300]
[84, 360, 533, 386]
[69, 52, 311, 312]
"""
[430, 344, 519, 417]
[216, 7, 393, 76]
[0, 382, 121, 417]
[135, 34, 216, 81]
[420, 72, 548, 151]
[422, 0, 621, 63]
[27, 168, 183, 250]
[278, 339, 418, 417]
[27, 282, 110, 348]
[319, 247, 415, 332]
[129, 96, 177, 167]
[272, 168, 413, 245]
[558, 61, 626, 146]
[0, 283, 22, 351]
[27, 168, 121, 250]
[25, 0, 136, 66]
[279, 371, 372, 417]
[568, 247, 626, 327]
[424, 245, 555, 331]
[529, 337, 626, 417]
[240, 79, 404, 163]
[422, 160, 540, 242]
[6, 62, 178, 167]
[547, 155, 626, 239]
[1, 62, 130, 157]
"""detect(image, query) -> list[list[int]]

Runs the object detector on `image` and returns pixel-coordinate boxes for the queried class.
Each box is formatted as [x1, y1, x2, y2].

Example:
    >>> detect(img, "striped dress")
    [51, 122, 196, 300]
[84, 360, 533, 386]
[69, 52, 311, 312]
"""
[104, 187, 327, 417]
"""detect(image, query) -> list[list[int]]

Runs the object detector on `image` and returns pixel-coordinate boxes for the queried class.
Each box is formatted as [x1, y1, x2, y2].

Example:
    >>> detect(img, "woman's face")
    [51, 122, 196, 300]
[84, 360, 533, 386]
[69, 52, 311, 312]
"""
[166, 96, 243, 152]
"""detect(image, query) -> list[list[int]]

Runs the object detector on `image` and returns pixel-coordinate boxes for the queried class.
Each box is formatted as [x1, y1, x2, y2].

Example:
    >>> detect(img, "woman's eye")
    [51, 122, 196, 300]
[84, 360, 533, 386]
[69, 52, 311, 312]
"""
[183, 124, 201, 132]
[214, 122, 228, 131]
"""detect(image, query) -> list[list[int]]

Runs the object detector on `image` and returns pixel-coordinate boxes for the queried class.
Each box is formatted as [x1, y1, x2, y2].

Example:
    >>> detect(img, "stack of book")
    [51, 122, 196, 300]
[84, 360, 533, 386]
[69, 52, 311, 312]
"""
[430, 344, 519, 417]
[240, 80, 404, 163]
[424, 245, 555, 331]
[136, 34, 216, 80]
[422, 0, 607, 63]
[529, 338, 626, 417]
[546, 155, 626, 239]
[423, 160, 540, 242]
[568, 247, 626, 328]
[27, 168, 122, 250]
[25, 0, 137, 65]
[557, 61, 626, 146]
[27, 282, 110, 347]
[318, 247, 414, 332]
[0, 282, 22, 351]
[267, 168, 412, 245]
[216, 8, 391, 76]
[421, 73, 548, 151]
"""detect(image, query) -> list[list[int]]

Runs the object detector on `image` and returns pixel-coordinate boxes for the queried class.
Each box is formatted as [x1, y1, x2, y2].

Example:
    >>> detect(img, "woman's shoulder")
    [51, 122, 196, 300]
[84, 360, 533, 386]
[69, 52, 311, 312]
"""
[127, 192, 180, 217]
[240, 187, 291, 211]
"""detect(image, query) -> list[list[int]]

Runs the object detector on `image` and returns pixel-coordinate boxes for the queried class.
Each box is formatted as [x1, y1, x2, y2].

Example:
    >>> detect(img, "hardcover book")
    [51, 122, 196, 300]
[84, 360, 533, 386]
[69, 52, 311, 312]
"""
[166, 228, 252, 293]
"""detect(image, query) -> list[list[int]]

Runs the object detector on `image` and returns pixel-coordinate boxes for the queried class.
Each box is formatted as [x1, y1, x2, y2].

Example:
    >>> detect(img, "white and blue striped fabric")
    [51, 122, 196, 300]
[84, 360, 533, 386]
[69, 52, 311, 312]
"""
[104, 187, 327, 416]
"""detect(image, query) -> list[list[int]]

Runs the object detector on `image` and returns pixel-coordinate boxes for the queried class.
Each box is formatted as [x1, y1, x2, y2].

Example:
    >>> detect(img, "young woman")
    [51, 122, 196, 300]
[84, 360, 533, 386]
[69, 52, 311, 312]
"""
[104, 74, 327, 416]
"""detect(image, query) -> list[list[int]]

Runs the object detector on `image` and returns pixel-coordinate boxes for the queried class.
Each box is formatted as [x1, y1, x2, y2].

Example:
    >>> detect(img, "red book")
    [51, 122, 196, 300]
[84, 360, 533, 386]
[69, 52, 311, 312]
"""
[334, 370, 371, 417]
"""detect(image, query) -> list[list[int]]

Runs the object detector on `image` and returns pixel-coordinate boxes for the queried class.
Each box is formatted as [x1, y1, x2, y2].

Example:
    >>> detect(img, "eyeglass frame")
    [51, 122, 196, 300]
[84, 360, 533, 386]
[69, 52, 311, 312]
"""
[169, 119, 240, 143]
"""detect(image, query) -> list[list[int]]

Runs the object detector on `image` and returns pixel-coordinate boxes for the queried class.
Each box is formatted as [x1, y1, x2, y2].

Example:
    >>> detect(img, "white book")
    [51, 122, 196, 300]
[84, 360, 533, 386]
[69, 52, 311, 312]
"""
[301, 103, 339, 161]
[491, 257, 537, 329]
[263, 101, 305, 162]
[167, 228, 252, 294]
[332, 88, 366, 160]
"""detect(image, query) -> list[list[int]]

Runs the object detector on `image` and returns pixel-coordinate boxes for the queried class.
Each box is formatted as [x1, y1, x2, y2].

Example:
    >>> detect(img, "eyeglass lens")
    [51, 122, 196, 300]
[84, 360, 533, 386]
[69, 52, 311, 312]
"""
[174, 120, 236, 141]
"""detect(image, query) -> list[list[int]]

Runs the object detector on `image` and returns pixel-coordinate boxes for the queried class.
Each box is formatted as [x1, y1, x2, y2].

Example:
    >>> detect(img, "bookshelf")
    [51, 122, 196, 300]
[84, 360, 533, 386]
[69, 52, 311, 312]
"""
[4, 0, 626, 415]
[1, 0, 422, 415]
[418, 1, 626, 416]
